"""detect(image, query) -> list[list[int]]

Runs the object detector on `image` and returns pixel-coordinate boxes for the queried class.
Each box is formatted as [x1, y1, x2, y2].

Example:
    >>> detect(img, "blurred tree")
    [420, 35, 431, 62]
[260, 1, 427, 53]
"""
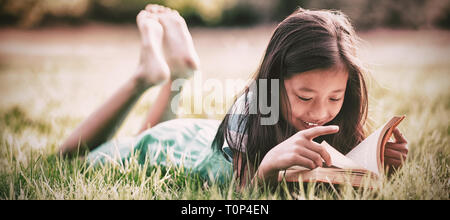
[220, 0, 262, 26]
[304, 0, 450, 30]
[165, 0, 238, 26]
[0, 0, 90, 27]
[89, 0, 165, 23]
[382, 0, 427, 29]
[0, 0, 449, 29]
[88, 0, 241, 26]
[436, 5, 450, 29]
[272, 0, 309, 22]
[427, 0, 450, 29]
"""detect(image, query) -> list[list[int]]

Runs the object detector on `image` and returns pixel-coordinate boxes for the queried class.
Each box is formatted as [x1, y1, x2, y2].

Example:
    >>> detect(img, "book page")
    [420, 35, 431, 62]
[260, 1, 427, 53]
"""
[345, 116, 405, 176]
[345, 126, 385, 176]
[320, 141, 365, 170]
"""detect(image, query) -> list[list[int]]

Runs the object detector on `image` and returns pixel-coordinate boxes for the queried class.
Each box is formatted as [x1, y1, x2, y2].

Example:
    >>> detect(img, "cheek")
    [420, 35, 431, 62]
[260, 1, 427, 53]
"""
[330, 101, 345, 118]
[281, 95, 303, 120]
[287, 103, 306, 128]
[286, 96, 304, 117]
[291, 104, 305, 118]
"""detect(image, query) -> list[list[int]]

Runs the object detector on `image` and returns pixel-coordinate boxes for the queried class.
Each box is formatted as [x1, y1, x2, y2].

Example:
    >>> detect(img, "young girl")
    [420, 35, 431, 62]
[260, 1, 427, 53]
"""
[59, 5, 408, 187]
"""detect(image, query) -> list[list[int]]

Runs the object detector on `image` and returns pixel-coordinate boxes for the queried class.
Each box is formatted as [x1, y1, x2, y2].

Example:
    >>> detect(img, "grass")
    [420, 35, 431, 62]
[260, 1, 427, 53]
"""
[0, 25, 449, 200]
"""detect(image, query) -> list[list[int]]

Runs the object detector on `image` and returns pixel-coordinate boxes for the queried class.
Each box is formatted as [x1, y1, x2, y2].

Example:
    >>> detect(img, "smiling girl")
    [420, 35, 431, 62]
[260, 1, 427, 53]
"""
[59, 5, 408, 188]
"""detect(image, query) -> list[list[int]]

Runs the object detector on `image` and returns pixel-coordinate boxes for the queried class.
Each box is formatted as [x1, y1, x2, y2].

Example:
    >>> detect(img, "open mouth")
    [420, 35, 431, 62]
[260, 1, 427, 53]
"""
[301, 120, 320, 128]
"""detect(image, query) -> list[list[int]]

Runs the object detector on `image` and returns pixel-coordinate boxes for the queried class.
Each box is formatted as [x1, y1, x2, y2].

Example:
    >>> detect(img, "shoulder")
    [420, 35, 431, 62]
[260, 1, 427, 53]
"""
[224, 91, 255, 152]
[227, 90, 255, 131]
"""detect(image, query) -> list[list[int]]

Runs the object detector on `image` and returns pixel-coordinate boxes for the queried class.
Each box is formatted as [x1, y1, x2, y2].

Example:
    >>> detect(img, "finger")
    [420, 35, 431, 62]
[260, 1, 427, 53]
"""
[300, 125, 339, 140]
[385, 156, 404, 168]
[392, 128, 407, 144]
[384, 148, 405, 160]
[293, 146, 325, 168]
[386, 142, 409, 153]
[302, 141, 332, 167]
[290, 154, 317, 170]
[385, 149, 407, 162]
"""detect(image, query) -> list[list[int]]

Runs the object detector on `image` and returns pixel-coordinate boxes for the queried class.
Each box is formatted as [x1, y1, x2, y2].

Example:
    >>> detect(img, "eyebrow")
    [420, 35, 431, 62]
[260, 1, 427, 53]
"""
[298, 87, 345, 93]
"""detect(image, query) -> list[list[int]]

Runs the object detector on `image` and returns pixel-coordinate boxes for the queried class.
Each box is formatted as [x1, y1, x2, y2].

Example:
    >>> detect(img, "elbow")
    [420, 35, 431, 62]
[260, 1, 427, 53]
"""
[57, 137, 83, 159]
[57, 142, 74, 158]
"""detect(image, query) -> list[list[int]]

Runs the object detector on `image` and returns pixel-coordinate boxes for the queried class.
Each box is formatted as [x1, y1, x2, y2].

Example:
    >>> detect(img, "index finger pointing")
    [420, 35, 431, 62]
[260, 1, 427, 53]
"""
[300, 125, 340, 140]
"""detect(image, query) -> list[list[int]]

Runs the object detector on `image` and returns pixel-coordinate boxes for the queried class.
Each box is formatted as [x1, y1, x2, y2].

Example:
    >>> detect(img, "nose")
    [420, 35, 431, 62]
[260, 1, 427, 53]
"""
[307, 100, 329, 123]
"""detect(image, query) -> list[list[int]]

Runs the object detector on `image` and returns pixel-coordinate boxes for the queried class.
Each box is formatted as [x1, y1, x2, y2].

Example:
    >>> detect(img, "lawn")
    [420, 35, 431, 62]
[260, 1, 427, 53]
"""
[0, 23, 449, 199]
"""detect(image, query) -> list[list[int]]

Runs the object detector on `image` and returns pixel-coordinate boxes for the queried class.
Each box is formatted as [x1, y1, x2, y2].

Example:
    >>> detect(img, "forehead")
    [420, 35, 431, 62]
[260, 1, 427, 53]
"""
[285, 68, 349, 92]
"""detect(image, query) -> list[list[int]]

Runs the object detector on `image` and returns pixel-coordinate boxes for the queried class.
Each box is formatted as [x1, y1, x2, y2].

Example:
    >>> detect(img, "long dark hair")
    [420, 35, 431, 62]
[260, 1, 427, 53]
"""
[212, 8, 368, 183]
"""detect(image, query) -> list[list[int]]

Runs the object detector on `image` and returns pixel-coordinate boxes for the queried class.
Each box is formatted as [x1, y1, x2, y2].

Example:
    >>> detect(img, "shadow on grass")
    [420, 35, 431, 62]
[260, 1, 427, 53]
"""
[0, 106, 52, 134]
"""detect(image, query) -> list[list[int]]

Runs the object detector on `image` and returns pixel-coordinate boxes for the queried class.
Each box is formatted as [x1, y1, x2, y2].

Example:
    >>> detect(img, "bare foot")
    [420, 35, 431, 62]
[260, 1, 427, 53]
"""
[135, 10, 170, 88]
[145, 4, 200, 79]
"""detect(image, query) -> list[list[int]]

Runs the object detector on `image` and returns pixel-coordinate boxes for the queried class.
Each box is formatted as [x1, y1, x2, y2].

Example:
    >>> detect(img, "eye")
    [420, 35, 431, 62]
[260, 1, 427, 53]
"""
[297, 96, 312, 101]
[330, 97, 342, 102]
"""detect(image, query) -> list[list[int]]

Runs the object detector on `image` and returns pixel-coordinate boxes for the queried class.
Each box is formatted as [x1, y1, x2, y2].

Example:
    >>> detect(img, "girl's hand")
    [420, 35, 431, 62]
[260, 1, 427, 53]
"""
[384, 127, 408, 170]
[257, 125, 339, 181]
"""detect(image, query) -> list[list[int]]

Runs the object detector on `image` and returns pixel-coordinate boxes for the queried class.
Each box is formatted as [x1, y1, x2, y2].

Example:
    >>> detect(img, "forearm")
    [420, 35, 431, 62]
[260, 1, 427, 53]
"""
[59, 74, 148, 157]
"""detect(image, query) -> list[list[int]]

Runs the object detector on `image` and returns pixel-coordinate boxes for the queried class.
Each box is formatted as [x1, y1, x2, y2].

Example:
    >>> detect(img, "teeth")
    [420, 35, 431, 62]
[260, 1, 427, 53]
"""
[304, 121, 318, 126]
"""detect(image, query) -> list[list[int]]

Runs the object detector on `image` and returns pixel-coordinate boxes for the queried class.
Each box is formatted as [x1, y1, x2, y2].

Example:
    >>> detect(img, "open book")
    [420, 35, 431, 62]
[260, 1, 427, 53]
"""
[279, 115, 405, 187]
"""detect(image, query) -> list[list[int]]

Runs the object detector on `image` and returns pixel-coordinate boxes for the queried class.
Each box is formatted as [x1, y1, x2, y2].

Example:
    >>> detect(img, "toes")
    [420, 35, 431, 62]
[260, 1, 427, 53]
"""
[157, 10, 186, 27]
[145, 4, 170, 13]
[137, 10, 152, 23]
[145, 4, 159, 13]
[136, 10, 160, 28]
[136, 10, 147, 23]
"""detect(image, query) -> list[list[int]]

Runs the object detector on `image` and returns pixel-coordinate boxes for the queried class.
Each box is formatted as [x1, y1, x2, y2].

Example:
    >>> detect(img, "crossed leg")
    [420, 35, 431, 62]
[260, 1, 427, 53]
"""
[59, 5, 200, 157]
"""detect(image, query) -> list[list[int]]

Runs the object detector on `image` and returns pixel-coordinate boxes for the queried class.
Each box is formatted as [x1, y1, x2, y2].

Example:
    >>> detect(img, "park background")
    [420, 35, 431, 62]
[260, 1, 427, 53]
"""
[0, 0, 448, 199]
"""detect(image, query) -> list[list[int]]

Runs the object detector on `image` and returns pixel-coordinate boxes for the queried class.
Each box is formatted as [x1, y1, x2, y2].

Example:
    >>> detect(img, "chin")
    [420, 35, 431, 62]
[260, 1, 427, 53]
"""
[291, 121, 305, 131]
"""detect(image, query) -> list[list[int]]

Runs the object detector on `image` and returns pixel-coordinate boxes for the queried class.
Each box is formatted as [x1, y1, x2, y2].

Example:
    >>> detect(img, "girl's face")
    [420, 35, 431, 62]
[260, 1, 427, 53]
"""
[282, 67, 349, 131]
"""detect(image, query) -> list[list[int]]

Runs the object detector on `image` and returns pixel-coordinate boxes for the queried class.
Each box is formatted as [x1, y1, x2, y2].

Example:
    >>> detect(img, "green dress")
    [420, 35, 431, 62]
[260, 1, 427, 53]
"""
[86, 118, 233, 184]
